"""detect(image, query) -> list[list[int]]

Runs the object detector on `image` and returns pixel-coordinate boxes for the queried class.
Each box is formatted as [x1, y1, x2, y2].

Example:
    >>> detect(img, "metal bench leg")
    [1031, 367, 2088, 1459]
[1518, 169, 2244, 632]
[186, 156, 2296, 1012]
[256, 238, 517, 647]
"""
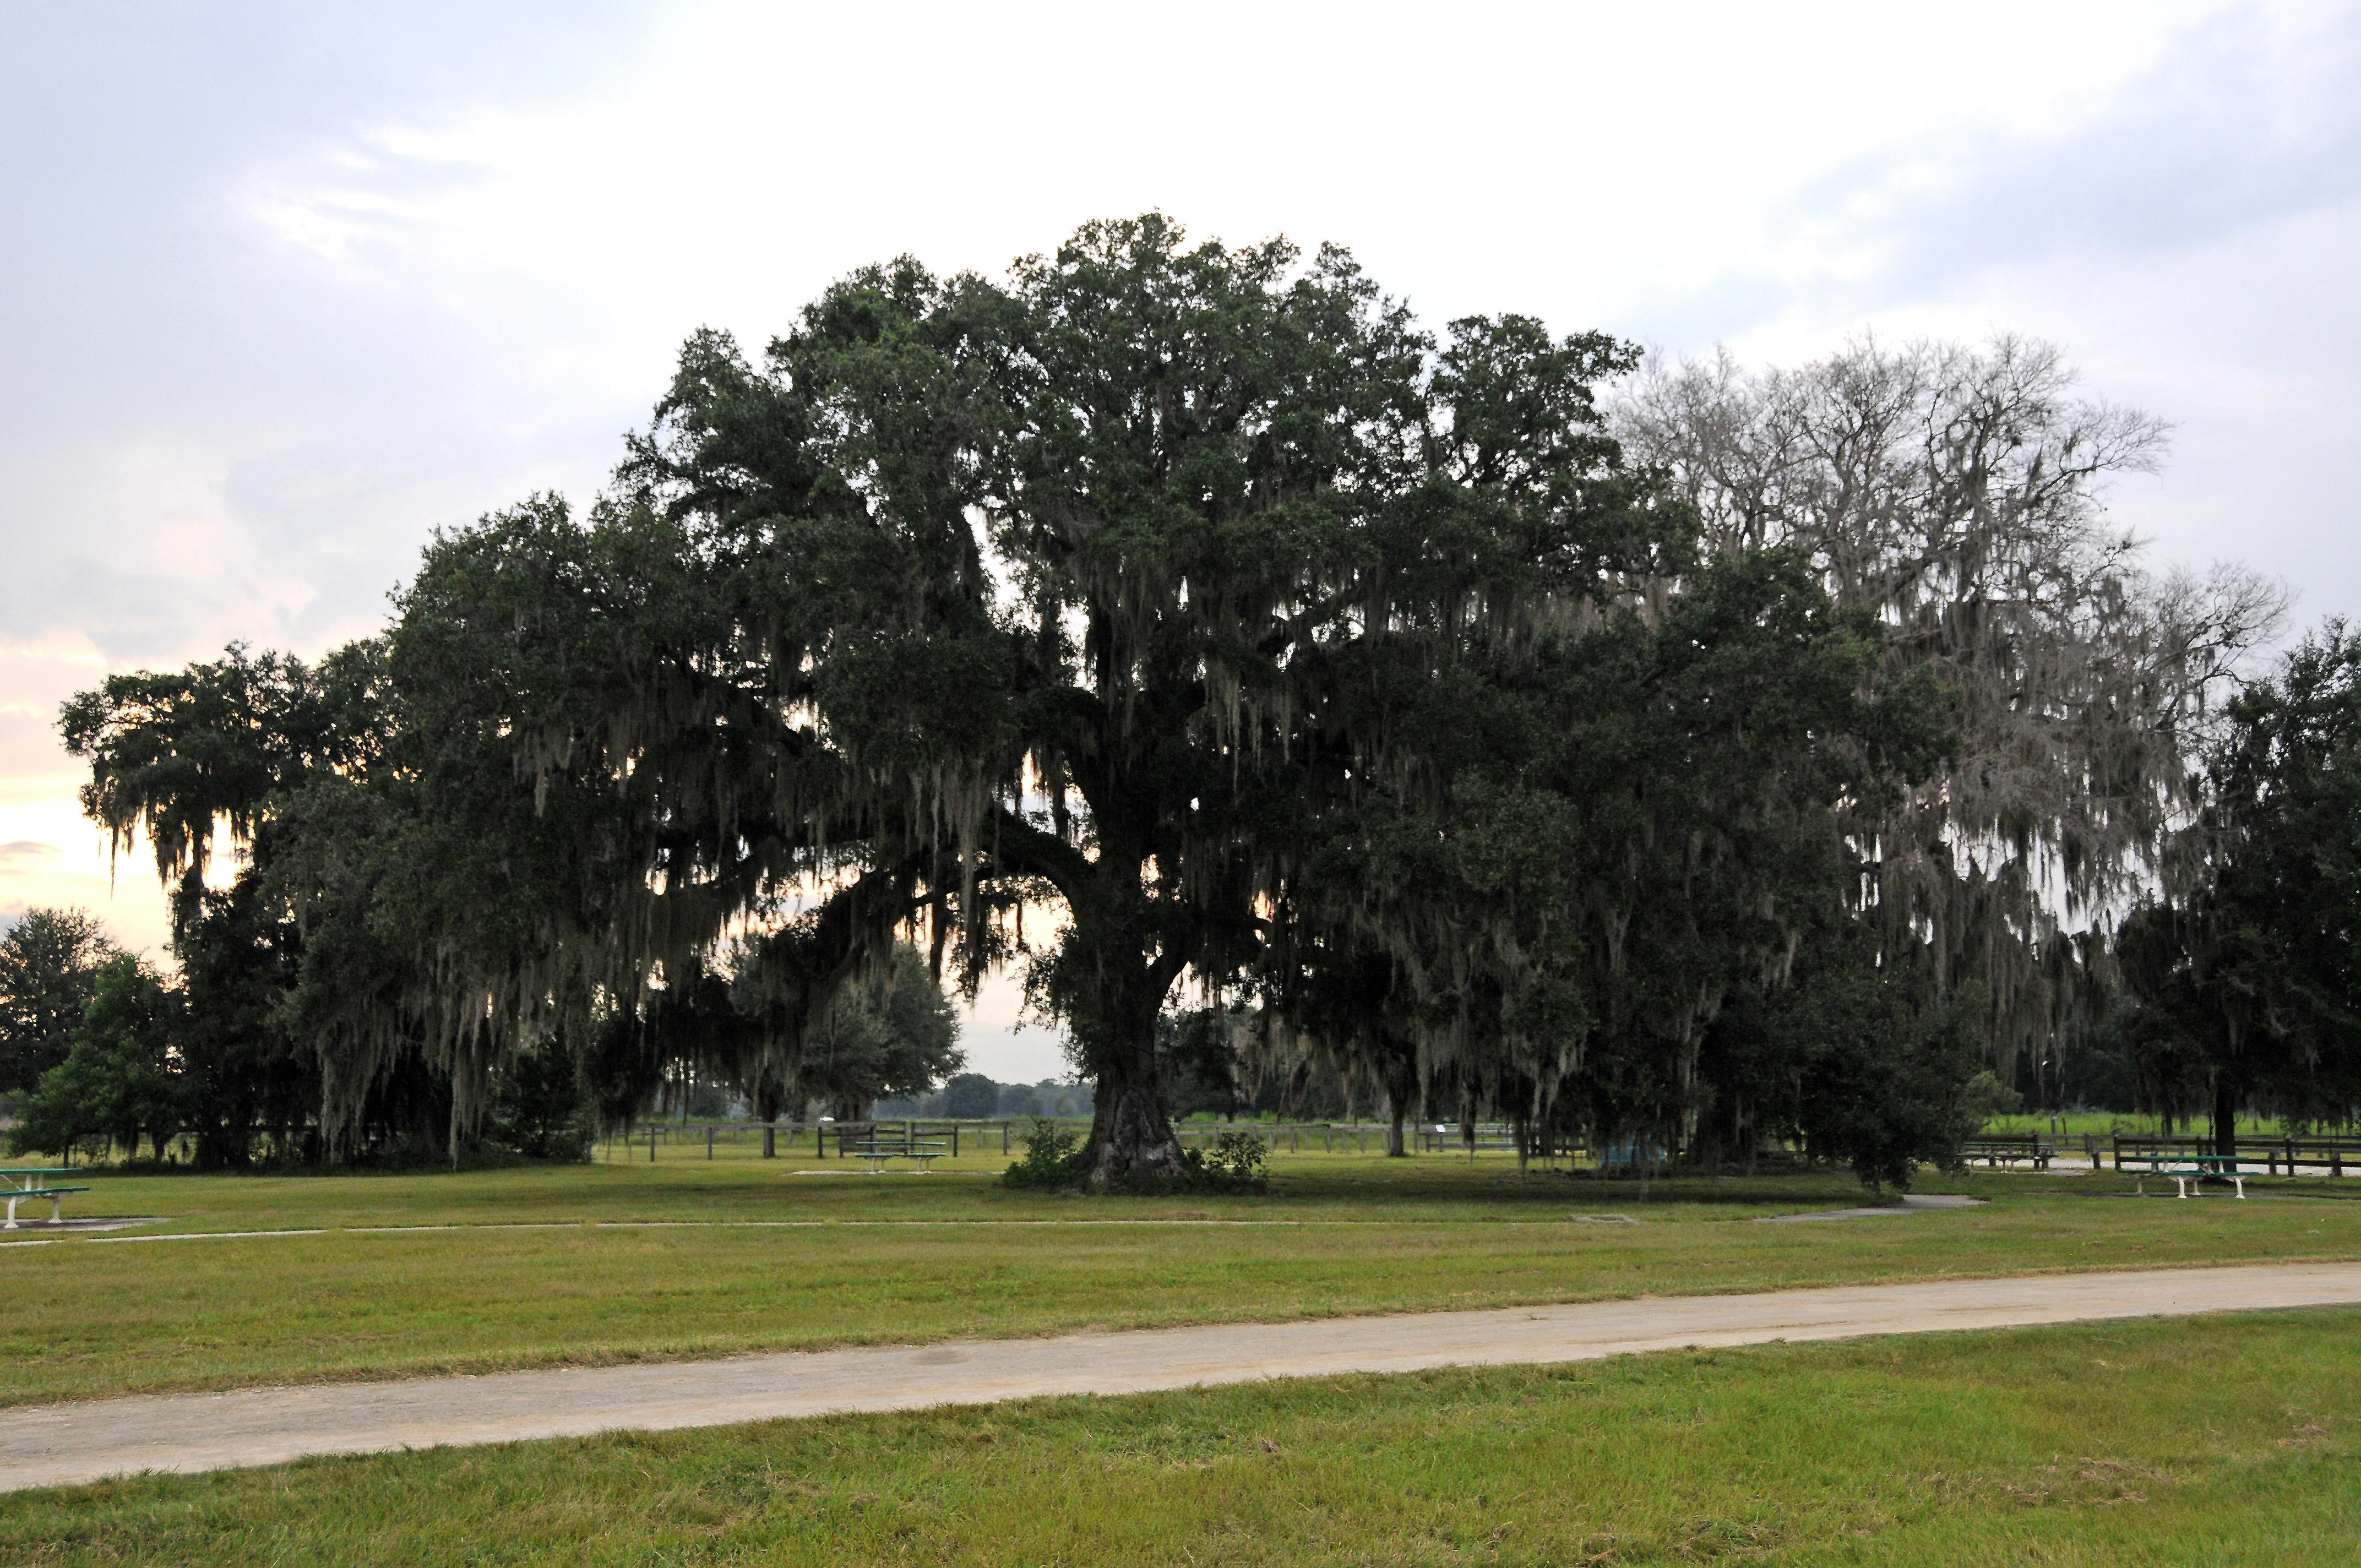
[3, 1195, 17, 1230]
[2232, 1177, 2246, 1199]
[50, 1196, 62, 1223]
[2174, 1177, 2194, 1199]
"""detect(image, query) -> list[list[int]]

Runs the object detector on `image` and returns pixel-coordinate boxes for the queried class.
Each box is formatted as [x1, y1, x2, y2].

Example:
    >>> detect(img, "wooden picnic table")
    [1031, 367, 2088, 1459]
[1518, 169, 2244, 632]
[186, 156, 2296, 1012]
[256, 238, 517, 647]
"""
[0, 1167, 89, 1229]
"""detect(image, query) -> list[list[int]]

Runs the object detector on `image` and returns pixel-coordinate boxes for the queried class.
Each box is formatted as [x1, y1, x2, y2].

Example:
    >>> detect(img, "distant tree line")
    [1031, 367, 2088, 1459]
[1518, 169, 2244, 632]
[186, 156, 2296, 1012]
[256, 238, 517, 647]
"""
[873, 1074, 1094, 1122]
[6, 216, 2347, 1190]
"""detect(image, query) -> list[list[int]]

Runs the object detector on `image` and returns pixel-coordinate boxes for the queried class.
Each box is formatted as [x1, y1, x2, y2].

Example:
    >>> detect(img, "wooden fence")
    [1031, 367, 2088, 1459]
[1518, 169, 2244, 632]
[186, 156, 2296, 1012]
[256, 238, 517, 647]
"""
[2112, 1134, 2360, 1177]
[599, 1120, 2361, 1176]
[601, 1118, 1531, 1161]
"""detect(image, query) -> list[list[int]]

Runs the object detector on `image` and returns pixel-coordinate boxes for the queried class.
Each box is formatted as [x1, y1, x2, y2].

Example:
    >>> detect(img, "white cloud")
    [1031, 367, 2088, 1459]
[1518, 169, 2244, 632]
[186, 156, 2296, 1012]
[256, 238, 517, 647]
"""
[226, 1, 2259, 354]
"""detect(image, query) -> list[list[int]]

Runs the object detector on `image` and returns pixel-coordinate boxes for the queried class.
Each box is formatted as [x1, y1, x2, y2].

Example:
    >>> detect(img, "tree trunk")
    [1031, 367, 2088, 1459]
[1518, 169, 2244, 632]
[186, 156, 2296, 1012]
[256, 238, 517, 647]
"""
[754, 1077, 781, 1158]
[1385, 1093, 1407, 1158]
[2212, 1075, 2238, 1159]
[1084, 1026, 1189, 1189]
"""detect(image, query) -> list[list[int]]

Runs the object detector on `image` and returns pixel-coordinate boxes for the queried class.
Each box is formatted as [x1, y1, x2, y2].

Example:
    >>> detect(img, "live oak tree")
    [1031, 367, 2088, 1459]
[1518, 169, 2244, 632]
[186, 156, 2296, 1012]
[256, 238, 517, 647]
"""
[390, 215, 1691, 1186]
[58, 640, 613, 1161]
[57, 222, 2074, 1190]
[1616, 340, 2288, 1089]
[58, 646, 374, 1163]
[2119, 623, 2361, 1147]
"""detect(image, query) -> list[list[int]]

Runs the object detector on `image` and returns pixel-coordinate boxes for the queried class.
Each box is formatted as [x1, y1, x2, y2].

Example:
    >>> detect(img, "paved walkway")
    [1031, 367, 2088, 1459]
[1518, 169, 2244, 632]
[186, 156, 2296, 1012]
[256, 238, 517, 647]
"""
[1755, 1193, 1983, 1222]
[4, 1261, 2357, 1493]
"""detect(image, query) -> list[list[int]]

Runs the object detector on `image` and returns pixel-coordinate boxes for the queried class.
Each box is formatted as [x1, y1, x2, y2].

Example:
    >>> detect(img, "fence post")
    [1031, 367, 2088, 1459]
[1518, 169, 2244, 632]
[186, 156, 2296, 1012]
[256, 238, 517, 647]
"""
[1003, 1121, 1011, 1155]
[648, 1124, 656, 1163]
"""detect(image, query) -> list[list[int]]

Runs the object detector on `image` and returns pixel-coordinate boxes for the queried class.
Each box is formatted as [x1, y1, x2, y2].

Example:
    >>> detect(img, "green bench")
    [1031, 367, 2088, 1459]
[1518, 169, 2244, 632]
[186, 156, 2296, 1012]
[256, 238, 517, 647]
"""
[0, 1167, 90, 1229]
[848, 1139, 947, 1173]
[2120, 1152, 2247, 1199]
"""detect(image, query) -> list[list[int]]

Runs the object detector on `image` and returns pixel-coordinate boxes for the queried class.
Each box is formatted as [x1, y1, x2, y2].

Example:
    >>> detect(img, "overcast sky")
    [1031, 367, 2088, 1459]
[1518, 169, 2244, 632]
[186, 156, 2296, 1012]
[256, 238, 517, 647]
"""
[3, 1, 2355, 1080]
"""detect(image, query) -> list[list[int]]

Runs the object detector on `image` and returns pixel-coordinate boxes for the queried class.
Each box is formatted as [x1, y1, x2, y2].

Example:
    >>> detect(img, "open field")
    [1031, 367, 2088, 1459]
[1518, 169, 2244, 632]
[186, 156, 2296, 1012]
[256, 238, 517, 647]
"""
[3, 1151, 2357, 1407]
[6, 1308, 2353, 1565]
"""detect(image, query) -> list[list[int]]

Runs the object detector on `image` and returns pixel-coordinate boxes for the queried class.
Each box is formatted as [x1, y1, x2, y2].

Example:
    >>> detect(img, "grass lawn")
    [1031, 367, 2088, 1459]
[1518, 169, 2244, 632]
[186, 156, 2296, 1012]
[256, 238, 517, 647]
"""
[2, 1150, 2357, 1407]
[6, 1308, 2353, 1565]
[1975, 1112, 2318, 1139]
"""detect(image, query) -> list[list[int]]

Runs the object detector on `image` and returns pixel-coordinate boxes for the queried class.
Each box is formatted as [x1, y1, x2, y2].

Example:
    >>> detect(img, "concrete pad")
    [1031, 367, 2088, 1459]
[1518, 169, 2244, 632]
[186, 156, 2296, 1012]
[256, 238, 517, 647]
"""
[1756, 1194, 1986, 1222]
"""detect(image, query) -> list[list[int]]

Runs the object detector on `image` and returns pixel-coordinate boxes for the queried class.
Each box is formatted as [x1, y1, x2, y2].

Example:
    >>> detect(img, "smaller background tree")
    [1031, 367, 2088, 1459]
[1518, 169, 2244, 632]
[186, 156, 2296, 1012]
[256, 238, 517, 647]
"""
[793, 945, 964, 1120]
[9, 954, 187, 1161]
[0, 907, 119, 1098]
[942, 1073, 998, 1120]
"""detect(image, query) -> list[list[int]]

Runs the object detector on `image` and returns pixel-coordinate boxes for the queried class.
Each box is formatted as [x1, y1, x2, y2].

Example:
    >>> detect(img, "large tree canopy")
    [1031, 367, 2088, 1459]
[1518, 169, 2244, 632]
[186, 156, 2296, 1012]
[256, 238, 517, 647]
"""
[84, 220, 2239, 1189]
[388, 215, 1727, 1184]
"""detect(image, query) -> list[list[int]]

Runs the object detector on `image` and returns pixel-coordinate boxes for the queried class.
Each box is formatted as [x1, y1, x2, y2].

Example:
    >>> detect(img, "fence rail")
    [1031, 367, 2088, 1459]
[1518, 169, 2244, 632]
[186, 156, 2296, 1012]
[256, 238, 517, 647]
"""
[585, 1120, 2361, 1177]
[600, 1117, 1541, 1162]
[2112, 1134, 2360, 1177]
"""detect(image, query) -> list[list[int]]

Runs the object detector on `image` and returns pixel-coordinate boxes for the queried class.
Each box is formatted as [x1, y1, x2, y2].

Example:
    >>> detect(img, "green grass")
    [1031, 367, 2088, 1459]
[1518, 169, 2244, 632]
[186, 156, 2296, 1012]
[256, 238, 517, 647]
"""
[7, 1309, 2354, 1565]
[1976, 1112, 2324, 1138]
[4, 1150, 2358, 1407]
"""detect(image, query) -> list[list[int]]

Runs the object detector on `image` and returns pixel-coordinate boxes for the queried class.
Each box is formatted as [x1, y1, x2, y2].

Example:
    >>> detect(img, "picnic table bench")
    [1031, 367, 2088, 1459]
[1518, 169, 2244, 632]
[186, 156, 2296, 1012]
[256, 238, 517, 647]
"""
[2119, 1151, 2248, 1199]
[848, 1138, 947, 1173]
[0, 1167, 89, 1229]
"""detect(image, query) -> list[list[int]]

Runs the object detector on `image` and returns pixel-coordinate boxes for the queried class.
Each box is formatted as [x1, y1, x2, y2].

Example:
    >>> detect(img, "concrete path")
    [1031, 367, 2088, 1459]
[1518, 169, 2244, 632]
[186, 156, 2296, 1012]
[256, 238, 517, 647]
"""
[1755, 1193, 1983, 1222]
[4, 1260, 2357, 1493]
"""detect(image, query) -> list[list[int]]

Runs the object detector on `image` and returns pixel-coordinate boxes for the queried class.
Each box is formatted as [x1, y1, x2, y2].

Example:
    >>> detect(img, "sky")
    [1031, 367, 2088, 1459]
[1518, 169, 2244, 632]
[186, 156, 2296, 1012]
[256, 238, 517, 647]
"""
[2, 0, 2355, 1080]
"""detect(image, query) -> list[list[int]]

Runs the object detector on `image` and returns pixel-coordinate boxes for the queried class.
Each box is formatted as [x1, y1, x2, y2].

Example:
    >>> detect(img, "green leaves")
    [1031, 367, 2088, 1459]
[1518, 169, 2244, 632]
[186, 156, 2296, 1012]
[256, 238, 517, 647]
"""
[2124, 621, 2361, 1130]
[60, 642, 385, 922]
[0, 907, 118, 1095]
[7, 953, 186, 1161]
